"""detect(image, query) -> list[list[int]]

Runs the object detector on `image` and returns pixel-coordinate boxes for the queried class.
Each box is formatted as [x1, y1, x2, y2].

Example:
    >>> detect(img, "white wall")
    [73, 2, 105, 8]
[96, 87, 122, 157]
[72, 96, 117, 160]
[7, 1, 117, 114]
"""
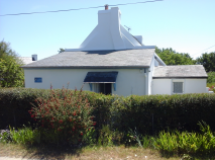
[24, 68, 146, 96]
[147, 55, 155, 95]
[152, 79, 207, 95]
[152, 79, 172, 95]
[185, 79, 207, 94]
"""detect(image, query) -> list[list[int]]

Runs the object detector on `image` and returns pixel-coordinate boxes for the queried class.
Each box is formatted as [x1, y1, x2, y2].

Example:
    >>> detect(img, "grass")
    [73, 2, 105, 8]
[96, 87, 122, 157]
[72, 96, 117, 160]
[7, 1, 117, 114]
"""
[0, 143, 181, 160]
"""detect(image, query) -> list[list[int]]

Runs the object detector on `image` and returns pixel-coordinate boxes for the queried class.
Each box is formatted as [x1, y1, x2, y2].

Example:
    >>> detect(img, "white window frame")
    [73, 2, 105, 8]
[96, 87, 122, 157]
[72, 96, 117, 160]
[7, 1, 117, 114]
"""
[171, 79, 185, 94]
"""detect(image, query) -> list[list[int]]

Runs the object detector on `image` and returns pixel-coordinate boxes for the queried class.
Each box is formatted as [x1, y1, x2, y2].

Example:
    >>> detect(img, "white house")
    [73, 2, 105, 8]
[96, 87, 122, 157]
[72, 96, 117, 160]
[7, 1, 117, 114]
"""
[22, 6, 209, 96]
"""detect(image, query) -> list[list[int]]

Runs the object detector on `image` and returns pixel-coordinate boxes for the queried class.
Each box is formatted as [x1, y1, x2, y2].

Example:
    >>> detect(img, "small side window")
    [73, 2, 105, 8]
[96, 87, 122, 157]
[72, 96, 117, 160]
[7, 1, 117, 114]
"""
[35, 77, 42, 83]
[173, 82, 183, 93]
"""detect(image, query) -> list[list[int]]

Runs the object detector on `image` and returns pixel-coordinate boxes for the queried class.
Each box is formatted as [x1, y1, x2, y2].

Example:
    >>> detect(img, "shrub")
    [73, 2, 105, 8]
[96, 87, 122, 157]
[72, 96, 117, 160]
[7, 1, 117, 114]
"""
[1, 88, 215, 136]
[207, 72, 215, 83]
[29, 88, 95, 144]
[207, 83, 215, 92]
[0, 88, 50, 128]
[152, 121, 215, 157]
[9, 125, 41, 145]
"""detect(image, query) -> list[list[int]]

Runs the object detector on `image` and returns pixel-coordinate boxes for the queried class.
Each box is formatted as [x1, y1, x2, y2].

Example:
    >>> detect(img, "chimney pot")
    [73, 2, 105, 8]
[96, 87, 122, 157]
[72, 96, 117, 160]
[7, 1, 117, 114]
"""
[105, 4, 108, 10]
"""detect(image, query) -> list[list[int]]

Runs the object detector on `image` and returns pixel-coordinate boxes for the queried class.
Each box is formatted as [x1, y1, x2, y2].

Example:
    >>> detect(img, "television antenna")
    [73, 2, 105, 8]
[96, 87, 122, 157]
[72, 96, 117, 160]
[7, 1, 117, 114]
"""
[124, 25, 131, 32]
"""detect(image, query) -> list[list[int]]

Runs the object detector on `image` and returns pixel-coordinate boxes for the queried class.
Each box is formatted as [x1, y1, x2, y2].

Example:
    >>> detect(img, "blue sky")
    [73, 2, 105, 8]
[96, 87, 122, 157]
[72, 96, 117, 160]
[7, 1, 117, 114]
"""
[1, 0, 215, 60]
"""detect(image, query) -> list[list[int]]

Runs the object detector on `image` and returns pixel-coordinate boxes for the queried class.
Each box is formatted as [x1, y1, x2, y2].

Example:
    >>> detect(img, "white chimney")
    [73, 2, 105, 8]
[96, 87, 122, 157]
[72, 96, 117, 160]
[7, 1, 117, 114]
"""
[80, 7, 142, 51]
[133, 35, 143, 44]
[32, 54, 37, 61]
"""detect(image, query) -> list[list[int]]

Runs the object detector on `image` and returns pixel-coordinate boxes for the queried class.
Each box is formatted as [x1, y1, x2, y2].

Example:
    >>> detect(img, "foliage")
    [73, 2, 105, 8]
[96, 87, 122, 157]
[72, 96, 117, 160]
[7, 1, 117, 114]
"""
[1, 88, 215, 135]
[0, 41, 24, 88]
[0, 88, 51, 129]
[207, 72, 215, 83]
[58, 48, 65, 53]
[196, 52, 215, 72]
[82, 128, 97, 145]
[152, 121, 215, 158]
[0, 130, 11, 143]
[29, 88, 95, 144]
[207, 83, 215, 93]
[155, 47, 195, 65]
[9, 125, 41, 145]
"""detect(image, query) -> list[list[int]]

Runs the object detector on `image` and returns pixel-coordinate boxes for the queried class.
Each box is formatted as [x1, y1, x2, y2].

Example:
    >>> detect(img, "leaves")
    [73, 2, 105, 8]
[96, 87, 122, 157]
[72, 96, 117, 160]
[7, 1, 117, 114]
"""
[196, 52, 215, 72]
[155, 47, 195, 65]
[0, 41, 24, 88]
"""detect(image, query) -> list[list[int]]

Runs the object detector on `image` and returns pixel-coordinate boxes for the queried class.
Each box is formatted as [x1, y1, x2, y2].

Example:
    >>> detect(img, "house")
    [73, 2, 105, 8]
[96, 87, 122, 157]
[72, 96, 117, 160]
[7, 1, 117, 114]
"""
[21, 6, 209, 96]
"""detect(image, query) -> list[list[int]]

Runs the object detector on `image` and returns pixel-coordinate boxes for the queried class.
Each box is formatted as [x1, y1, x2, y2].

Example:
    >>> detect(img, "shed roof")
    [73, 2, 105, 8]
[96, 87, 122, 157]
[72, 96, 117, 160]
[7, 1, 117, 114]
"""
[22, 49, 154, 69]
[153, 65, 208, 78]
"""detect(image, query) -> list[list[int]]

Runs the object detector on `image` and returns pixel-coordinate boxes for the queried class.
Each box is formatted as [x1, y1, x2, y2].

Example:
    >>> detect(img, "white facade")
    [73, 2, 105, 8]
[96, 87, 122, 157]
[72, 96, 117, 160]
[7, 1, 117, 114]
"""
[152, 79, 207, 95]
[25, 68, 148, 96]
[22, 7, 209, 96]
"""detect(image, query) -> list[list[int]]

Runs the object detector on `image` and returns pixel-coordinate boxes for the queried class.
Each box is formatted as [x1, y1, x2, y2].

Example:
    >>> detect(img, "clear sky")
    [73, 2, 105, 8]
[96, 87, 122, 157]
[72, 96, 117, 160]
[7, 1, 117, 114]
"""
[1, 0, 215, 60]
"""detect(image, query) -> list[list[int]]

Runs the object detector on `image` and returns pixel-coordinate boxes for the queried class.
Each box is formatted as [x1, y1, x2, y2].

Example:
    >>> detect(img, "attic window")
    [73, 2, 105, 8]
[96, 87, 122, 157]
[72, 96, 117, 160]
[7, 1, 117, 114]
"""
[173, 82, 183, 93]
[34, 77, 42, 83]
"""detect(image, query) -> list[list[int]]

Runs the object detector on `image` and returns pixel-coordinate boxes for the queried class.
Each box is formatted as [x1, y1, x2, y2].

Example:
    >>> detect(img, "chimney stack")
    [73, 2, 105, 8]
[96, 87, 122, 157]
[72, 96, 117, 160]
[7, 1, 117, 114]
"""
[32, 54, 38, 61]
[105, 4, 108, 10]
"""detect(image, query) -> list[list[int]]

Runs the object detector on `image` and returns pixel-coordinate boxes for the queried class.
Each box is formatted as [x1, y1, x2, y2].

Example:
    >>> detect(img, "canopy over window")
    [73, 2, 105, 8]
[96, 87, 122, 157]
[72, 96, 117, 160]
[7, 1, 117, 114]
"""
[84, 72, 118, 83]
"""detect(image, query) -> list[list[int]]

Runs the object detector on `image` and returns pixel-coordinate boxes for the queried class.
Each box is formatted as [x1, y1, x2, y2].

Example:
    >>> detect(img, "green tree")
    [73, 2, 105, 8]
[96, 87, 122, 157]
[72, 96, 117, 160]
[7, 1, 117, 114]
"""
[58, 48, 65, 53]
[196, 52, 215, 72]
[0, 41, 24, 87]
[155, 47, 195, 65]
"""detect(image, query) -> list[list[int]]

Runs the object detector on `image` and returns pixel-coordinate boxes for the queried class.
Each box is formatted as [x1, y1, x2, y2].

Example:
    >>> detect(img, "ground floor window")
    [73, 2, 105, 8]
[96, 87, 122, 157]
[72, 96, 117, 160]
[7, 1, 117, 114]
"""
[94, 83, 112, 95]
[173, 82, 183, 93]
[172, 79, 184, 94]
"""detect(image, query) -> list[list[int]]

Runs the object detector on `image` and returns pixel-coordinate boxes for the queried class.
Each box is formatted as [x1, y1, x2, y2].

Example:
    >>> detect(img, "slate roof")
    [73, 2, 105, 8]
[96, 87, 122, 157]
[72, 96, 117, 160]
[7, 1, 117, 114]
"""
[19, 57, 34, 65]
[84, 72, 118, 83]
[153, 65, 208, 78]
[21, 49, 154, 68]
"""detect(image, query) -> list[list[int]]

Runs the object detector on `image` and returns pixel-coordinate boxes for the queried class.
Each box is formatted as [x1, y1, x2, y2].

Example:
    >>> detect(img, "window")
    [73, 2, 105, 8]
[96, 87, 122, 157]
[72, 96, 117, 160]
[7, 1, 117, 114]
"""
[173, 82, 183, 93]
[94, 83, 112, 95]
[34, 77, 42, 83]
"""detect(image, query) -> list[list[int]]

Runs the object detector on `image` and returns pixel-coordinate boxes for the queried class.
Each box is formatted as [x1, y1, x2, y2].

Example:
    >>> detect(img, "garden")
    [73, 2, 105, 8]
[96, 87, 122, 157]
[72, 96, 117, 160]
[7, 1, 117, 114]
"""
[0, 82, 215, 160]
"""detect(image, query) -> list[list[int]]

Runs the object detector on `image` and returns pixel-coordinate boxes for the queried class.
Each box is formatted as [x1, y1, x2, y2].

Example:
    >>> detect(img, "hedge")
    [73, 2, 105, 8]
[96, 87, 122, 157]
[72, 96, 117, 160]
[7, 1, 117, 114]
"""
[0, 88, 215, 135]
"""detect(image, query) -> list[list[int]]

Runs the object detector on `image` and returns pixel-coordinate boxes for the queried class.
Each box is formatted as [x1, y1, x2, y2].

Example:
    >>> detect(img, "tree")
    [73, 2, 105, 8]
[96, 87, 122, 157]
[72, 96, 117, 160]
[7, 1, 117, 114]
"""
[0, 41, 24, 87]
[58, 48, 65, 53]
[196, 52, 215, 72]
[155, 47, 196, 65]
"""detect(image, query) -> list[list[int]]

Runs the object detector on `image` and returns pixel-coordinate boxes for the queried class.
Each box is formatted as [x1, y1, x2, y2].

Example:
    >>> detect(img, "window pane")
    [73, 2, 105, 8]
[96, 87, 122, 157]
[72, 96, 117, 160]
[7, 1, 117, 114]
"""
[35, 78, 42, 83]
[173, 82, 183, 93]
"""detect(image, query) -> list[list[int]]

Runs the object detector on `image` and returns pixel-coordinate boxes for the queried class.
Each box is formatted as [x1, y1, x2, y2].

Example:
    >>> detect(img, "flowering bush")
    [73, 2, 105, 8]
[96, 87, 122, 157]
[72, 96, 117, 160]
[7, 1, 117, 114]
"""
[29, 88, 95, 144]
[207, 83, 215, 93]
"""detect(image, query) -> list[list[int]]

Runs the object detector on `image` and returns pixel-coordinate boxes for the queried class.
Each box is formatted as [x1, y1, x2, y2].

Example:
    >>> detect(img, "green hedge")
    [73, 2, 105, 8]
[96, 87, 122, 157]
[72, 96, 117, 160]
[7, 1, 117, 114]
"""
[1, 88, 215, 135]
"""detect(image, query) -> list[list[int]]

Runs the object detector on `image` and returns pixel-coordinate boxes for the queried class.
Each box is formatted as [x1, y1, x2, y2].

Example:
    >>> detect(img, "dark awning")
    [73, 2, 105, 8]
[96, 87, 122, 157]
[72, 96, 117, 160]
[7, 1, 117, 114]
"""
[84, 72, 118, 83]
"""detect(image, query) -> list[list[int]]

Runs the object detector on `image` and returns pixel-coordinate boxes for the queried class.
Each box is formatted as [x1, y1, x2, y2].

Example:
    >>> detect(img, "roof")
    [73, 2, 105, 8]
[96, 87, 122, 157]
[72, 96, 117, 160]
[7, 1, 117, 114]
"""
[153, 65, 208, 78]
[22, 49, 154, 69]
[19, 57, 34, 65]
[84, 72, 118, 83]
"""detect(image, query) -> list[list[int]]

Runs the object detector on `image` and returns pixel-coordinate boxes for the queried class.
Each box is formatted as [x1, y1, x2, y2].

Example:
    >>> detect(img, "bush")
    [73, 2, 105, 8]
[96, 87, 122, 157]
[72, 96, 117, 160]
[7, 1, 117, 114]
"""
[9, 125, 41, 145]
[0, 88, 50, 129]
[207, 72, 215, 83]
[152, 121, 215, 157]
[207, 83, 215, 92]
[29, 88, 95, 144]
[1, 88, 215, 136]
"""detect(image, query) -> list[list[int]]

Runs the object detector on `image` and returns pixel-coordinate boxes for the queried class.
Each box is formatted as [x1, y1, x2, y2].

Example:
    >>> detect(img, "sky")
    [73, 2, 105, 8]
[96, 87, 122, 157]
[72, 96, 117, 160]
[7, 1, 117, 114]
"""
[0, 0, 215, 60]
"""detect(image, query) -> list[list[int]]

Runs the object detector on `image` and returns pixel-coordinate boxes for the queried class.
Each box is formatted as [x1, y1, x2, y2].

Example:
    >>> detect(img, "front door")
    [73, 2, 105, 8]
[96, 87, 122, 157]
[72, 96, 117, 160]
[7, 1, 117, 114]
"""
[99, 83, 112, 95]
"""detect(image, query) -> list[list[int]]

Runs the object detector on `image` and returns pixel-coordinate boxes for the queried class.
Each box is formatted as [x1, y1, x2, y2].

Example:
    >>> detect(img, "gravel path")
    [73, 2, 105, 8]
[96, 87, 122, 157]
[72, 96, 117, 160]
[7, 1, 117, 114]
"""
[0, 158, 38, 160]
